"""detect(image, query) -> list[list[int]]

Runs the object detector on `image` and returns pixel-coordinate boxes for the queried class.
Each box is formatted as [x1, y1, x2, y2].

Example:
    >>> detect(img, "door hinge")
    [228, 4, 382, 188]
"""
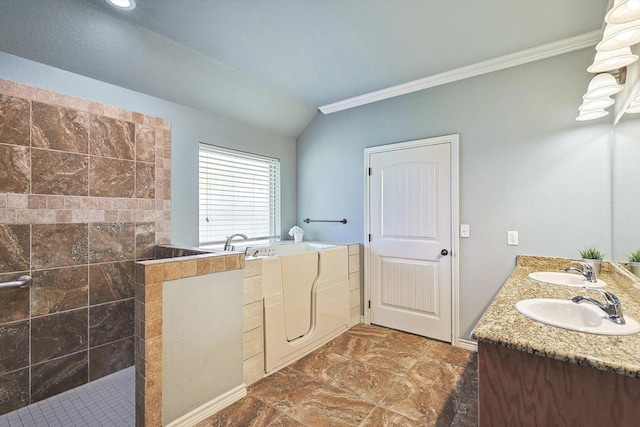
[368, 300, 371, 309]
[368, 234, 372, 242]
[368, 167, 372, 176]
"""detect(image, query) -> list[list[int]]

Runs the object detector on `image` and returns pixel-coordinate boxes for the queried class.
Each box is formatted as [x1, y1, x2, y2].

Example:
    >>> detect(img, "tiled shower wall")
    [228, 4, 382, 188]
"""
[0, 78, 171, 415]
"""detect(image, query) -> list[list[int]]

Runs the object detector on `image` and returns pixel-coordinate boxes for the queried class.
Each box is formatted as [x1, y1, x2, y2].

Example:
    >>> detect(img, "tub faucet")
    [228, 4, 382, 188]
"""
[224, 233, 248, 251]
[564, 261, 597, 283]
[572, 287, 625, 325]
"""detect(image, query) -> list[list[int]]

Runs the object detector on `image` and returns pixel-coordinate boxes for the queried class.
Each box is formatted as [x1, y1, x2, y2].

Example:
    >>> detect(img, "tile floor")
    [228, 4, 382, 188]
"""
[0, 366, 134, 427]
[0, 324, 477, 427]
[197, 324, 478, 427]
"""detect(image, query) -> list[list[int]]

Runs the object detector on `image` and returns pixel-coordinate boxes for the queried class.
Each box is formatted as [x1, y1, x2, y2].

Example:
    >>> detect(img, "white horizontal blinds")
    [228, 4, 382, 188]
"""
[199, 144, 281, 245]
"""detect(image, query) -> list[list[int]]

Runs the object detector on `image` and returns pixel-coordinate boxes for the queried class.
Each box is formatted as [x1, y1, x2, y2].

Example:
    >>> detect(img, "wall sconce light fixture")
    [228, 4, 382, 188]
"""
[577, 0, 640, 121]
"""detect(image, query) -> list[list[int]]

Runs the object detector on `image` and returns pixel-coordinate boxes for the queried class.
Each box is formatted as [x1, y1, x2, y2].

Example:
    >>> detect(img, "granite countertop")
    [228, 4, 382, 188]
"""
[471, 255, 640, 378]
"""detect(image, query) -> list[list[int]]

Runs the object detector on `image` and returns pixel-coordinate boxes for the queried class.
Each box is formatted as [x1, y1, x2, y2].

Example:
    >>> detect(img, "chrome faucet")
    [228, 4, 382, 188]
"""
[224, 233, 248, 251]
[564, 261, 597, 283]
[572, 287, 626, 325]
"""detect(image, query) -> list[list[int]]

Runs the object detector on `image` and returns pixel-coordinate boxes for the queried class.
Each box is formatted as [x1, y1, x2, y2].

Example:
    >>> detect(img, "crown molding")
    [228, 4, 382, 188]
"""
[319, 29, 602, 114]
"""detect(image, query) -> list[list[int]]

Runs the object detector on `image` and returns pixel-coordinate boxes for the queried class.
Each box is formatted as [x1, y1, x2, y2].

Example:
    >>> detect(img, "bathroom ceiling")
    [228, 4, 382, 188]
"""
[0, 0, 609, 136]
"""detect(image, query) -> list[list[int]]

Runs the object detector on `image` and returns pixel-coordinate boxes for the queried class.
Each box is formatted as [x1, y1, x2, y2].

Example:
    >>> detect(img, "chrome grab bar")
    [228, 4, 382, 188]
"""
[0, 275, 32, 290]
[303, 218, 348, 224]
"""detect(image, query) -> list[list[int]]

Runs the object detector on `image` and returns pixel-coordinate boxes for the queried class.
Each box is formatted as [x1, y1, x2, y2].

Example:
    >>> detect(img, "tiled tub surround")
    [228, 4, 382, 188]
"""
[472, 255, 640, 425]
[134, 251, 245, 427]
[348, 244, 362, 327]
[0, 78, 171, 416]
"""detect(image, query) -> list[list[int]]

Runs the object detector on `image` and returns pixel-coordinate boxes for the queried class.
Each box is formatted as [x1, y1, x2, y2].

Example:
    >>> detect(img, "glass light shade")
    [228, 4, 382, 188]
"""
[596, 21, 640, 51]
[583, 73, 623, 99]
[588, 46, 638, 73]
[576, 110, 609, 121]
[627, 100, 640, 113]
[105, 0, 136, 10]
[605, 0, 640, 25]
[579, 96, 616, 111]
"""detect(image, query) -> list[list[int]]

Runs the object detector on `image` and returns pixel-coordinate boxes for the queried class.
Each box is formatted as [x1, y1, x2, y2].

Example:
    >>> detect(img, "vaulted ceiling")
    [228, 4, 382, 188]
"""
[0, 0, 609, 136]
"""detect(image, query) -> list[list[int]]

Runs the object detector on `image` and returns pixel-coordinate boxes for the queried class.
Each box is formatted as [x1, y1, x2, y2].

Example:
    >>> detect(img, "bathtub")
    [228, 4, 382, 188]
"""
[250, 242, 350, 374]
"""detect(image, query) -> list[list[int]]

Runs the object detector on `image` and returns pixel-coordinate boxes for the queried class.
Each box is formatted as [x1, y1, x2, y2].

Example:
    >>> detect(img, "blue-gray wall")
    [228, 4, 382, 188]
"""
[297, 47, 637, 339]
[0, 52, 298, 246]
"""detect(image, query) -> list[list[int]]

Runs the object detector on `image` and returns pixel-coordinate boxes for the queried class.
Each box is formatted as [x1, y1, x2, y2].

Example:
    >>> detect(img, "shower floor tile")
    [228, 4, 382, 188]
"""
[0, 366, 134, 427]
[197, 323, 478, 427]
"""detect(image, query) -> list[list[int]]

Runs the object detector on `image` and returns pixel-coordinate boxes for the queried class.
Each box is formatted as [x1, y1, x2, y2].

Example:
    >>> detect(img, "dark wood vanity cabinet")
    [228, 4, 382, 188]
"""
[478, 342, 640, 427]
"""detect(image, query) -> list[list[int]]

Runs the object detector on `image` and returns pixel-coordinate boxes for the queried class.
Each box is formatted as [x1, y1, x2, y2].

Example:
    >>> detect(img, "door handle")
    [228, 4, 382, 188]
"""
[441, 249, 449, 256]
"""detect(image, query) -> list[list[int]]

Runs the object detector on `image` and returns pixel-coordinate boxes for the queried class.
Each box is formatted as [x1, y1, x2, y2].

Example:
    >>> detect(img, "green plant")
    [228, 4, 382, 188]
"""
[627, 249, 640, 263]
[579, 247, 605, 260]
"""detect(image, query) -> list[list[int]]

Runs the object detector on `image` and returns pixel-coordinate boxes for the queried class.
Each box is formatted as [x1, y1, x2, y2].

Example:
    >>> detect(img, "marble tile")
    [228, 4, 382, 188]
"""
[379, 359, 465, 424]
[30, 351, 88, 403]
[89, 156, 135, 198]
[287, 383, 376, 427]
[372, 329, 431, 357]
[342, 323, 393, 343]
[89, 222, 135, 263]
[243, 275, 262, 305]
[31, 309, 88, 364]
[243, 300, 263, 333]
[329, 359, 399, 404]
[267, 414, 306, 426]
[0, 95, 30, 147]
[89, 261, 135, 304]
[248, 369, 323, 412]
[0, 224, 30, 273]
[135, 125, 156, 162]
[135, 222, 155, 260]
[243, 327, 263, 360]
[421, 338, 475, 368]
[320, 332, 374, 359]
[0, 272, 30, 323]
[195, 395, 282, 427]
[356, 343, 418, 375]
[89, 299, 134, 347]
[90, 116, 135, 160]
[31, 101, 89, 153]
[204, 325, 478, 427]
[0, 144, 30, 195]
[31, 223, 88, 269]
[360, 406, 423, 427]
[285, 350, 349, 382]
[243, 353, 264, 386]
[31, 148, 89, 195]
[451, 379, 478, 427]
[31, 266, 89, 316]
[89, 337, 134, 381]
[0, 368, 29, 414]
[135, 162, 155, 199]
[0, 320, 29, 373]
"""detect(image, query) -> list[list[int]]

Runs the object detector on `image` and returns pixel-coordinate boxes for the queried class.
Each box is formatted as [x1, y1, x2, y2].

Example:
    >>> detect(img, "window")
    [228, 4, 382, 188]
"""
[199, 144, 281, 246]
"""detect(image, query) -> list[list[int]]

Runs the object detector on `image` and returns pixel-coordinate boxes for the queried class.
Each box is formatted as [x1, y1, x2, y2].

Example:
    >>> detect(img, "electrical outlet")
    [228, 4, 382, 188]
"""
[507, 231, 519, 246]
[460, 224, 470, 238]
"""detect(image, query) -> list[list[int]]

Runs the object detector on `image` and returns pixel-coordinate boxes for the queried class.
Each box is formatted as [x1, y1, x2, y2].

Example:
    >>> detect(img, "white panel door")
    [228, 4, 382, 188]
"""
[368, 139, 452, 342]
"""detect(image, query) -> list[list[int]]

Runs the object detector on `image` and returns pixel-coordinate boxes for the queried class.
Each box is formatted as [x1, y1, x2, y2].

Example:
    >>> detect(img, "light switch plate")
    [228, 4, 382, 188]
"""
[507, 231, 518, 245]
[460, 224, 470, 238]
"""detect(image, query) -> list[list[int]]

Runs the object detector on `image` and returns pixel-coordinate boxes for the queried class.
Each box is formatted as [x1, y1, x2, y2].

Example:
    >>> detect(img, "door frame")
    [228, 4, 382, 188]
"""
[363, 134, 461, 346]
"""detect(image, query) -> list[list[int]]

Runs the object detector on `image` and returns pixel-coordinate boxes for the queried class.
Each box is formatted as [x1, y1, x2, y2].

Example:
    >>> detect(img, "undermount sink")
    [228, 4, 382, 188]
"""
[528, 271, 607, 288]
[515, 298, 640, 335]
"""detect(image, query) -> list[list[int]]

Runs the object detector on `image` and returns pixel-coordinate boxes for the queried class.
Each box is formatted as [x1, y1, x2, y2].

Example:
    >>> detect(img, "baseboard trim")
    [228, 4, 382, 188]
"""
[457, 338, 478, 352]
[165, 384, 247, 427]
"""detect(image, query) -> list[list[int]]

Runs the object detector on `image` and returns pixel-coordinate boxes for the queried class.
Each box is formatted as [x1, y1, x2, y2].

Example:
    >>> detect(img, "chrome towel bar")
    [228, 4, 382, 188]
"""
[0, 275, 32, 291]
[303, 218, 347, 224]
